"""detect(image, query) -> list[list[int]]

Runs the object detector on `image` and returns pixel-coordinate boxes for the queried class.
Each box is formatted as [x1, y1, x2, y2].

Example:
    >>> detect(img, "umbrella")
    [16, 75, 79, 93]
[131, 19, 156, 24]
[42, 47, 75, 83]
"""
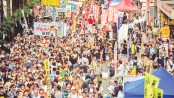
[110, 0, 138, 11]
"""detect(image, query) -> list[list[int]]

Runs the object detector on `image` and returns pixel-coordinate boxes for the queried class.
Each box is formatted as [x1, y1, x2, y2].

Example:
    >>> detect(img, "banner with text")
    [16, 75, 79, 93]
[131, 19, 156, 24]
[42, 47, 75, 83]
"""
[34, 22, 64, 37]
[42, 0, 60, 7]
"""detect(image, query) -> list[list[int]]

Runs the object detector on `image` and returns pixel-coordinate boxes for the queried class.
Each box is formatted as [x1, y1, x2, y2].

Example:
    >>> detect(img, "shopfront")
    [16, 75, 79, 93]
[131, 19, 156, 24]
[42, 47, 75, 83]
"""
[157, 0, 174, 25]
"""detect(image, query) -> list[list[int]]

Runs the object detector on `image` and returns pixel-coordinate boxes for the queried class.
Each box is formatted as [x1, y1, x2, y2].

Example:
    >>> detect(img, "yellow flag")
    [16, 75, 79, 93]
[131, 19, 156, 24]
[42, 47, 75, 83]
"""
[144, 73, 160, 98]
[74, 19, 76, 31]
[154, 88, 163, 98]
[41, 0, 60, 7]
[144, 73, 160, 88]
[144, 86, 155, 98]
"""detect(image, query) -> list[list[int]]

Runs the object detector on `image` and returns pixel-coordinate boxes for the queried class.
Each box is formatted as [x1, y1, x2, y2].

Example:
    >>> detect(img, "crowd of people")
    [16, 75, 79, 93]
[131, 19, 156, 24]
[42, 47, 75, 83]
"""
[1, 0, 174, 98]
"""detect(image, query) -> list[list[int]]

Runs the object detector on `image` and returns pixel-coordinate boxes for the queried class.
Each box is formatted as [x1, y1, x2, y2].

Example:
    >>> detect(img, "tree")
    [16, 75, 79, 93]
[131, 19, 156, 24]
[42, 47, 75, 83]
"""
[0, 0, 40, 44]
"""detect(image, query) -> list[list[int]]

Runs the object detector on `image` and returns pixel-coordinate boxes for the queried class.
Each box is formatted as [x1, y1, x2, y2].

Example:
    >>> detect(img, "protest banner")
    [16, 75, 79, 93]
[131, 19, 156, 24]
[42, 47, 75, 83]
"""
[108, 8, 114, 22]
[34, 22, 64, 37]
[57, 21, 64, 38]
[45, 6, 66, 19]
[114, 9, 119, 22]
[154, 88, 163, 98]
[144, 86, 155, 98]
[114, 41, 117, 65]
[101, 9, 108, 25]
[41, 0, 60, 7]
[144, 73, 160, 98]
[44, 59, 51, 98]
[93, 5, 100, 23]
[160, 26, 170, 38]
[66, 5, 72, 17]
[117, 12, 124, 30]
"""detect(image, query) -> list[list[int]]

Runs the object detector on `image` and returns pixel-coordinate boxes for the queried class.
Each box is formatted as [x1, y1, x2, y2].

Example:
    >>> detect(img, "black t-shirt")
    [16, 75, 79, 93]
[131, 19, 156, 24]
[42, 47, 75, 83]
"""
[112, 87, 119, 97]
[122, 44, 127, 54]
[87, 55, 92, 64]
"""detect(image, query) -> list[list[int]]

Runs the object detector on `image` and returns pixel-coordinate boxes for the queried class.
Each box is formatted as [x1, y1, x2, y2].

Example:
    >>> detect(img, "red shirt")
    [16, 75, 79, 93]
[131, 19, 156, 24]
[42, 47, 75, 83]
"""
[88, 19, 93, 24]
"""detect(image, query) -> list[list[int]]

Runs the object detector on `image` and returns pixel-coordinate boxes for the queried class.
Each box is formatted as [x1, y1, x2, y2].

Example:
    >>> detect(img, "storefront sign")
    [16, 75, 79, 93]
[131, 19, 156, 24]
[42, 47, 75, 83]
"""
[161, 4, 172, 14]
[157, 0, 174, 19]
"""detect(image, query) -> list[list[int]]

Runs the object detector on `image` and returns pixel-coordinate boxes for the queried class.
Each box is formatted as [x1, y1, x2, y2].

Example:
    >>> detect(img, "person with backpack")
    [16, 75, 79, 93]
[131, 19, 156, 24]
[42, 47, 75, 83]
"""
[131, 42, 137, 57]
[131, 56, 139, 75]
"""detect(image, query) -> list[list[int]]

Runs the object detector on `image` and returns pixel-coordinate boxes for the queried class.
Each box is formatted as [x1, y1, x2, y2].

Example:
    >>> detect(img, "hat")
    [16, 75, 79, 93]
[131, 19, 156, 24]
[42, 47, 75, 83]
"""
[71, 86, 76, 90]
[58, 76, 63, 80]
[57, 63, 62, 66]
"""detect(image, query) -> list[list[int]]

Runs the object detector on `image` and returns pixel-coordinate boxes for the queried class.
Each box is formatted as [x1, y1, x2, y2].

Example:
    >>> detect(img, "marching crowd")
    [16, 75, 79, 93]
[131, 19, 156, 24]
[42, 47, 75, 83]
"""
[1, 1, 174, 98]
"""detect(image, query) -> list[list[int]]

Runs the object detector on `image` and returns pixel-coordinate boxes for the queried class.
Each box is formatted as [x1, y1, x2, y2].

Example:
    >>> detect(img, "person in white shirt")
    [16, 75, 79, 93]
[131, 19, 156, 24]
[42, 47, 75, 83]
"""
[68, 87, 79, 98]
[33, 90, 40, 98]
[166, 56, 174, 73]
[54, 85, 64, 98]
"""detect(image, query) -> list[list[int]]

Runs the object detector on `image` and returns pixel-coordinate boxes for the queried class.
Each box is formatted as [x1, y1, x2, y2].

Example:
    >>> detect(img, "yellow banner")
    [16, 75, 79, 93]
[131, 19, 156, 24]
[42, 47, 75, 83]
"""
[144, 73, 160, 98]
[144, 86, 154, 98]
[78, 0, 86, 1]
[44, 59, 51, 98]
[74, 19, 76, 31]
[161, 26, 170, 38]
[144, 73, 160, 88]
[154, 88, 163, 98]
[145, 86, 163, 98]
[41, 0, 60, 7]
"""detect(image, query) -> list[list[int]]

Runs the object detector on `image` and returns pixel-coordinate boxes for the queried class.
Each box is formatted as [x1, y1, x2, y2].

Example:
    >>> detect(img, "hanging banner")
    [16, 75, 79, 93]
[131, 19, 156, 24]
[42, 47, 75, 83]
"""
[101, 9, 108, 24]
[41, 0, 60, 7]
[66, 5, 71, 17]
[34, 22, 64, 38]
[57, 21, 64, 38]
[117, 12, 124, 30]
[114, 41, 117, 65]
[161, 26, 170, 38]
[90, 0, 94, 13]
[45, 7, 66, 18]
[114, 9, 119, 22]
[93, 5, 100, 22]
[108, 8, 114, 22]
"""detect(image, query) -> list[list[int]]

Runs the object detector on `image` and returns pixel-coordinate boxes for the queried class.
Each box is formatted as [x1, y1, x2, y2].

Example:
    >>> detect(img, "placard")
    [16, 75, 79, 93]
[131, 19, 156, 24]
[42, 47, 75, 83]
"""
[34, 22, 64, 38]
[161, 26, 170, 38]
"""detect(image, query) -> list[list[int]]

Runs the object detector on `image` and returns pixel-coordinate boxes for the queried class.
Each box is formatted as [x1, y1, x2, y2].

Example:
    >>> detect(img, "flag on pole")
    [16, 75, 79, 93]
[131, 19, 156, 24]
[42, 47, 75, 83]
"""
[114, 41, 117, 66]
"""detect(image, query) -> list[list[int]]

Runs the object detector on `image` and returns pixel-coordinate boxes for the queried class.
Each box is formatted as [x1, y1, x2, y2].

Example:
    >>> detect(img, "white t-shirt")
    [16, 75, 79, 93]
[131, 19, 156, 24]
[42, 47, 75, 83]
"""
[68, 93, 79, 98]
[118, 64, 124, 76]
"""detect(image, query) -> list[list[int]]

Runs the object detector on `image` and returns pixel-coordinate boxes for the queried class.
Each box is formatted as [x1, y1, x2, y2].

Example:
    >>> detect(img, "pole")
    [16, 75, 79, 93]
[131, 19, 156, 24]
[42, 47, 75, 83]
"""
[21, 10, 29, 33]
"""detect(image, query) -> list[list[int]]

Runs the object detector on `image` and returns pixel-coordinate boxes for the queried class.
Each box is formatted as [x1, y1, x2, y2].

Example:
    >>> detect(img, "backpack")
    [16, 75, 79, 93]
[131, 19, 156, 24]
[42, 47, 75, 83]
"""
[133, 61, 138, 67]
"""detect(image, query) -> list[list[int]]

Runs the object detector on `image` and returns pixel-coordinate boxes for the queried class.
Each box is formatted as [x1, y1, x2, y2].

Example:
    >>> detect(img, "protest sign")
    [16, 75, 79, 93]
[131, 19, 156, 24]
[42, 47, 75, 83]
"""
[42, 0, 60, 7]
[34, 22, 64, 37]
[161, 26, 170, 38]
[144, 73, 160, 98]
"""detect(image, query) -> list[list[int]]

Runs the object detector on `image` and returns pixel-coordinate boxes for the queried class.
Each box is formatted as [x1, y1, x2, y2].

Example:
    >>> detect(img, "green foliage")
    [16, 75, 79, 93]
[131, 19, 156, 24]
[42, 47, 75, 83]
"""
[0, 0, 40, 44]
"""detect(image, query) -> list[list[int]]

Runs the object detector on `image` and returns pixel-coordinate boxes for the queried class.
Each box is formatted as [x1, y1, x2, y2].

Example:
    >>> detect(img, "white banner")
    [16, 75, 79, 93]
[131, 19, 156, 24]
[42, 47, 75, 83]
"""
[34, 22, 64, 37]
[45, 6, 66, 17]
[118, 24, 128, 42]
[66, 5, 71, 17]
